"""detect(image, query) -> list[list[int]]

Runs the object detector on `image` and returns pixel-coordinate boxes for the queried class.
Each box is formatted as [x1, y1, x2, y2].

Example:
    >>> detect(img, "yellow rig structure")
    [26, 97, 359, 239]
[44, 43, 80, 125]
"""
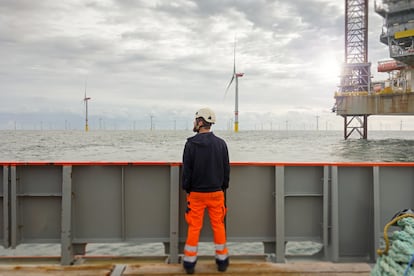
[333, 0, 414, 139]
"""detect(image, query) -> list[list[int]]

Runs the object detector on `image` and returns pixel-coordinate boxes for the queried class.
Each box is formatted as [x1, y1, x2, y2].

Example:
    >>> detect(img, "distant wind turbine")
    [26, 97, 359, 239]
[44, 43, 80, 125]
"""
[225, 39, 244, 132]
[83, 81, 91, 132]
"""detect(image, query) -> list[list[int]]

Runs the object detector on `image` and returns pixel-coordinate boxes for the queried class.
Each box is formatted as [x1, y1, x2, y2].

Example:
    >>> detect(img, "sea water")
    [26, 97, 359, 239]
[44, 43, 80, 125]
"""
[2, 129, 414, 162]
[1, 129, 414, 257]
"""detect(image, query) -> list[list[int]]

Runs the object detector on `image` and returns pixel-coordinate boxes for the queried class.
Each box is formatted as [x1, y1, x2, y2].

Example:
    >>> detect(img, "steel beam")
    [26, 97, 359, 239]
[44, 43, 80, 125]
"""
[168, 165, 180, 264]
[121, 167, 126, 240]
[323, 166, 329, 260]
[331, 166, 339, 262]
[2, 166, 9, 248]
[61, 165, 74, 265]
[373, 166, 381, 261]
[10, 166, 17, 248]
[275, 166, 285, 263]
[343, 115, 368, 139]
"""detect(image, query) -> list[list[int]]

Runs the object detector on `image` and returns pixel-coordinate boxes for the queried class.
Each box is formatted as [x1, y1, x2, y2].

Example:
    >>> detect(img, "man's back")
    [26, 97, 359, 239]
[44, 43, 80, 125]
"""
[182, 107, 230, 274]
[182, 132, 230, 193]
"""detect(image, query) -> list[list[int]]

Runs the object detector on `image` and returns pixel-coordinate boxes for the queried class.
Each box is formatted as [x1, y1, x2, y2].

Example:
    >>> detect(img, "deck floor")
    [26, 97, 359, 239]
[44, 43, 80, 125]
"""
[0, 257, 372, 275]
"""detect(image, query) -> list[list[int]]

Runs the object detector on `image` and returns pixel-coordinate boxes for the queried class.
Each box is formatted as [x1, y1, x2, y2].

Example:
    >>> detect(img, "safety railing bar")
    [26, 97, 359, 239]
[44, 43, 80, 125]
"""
[331, 166, 339, 262]
[10, 166, 17, 249]
[3, 166, 9, 248]
[168, 165, 180, 264]
[61, 165, 74, 265]
[323, 165, 329, 261]
[2, 161, 414, 167]
[275, 165, 285, 263]
[373, 166, 381, 262]
[15, 193, 62, 197]
[284, 193, 323, 197]
[121, 167, 126, 241]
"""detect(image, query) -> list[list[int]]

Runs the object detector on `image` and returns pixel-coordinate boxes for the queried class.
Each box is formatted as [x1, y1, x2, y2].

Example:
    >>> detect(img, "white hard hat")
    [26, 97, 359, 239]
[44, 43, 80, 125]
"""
[195, 107, 216, 124]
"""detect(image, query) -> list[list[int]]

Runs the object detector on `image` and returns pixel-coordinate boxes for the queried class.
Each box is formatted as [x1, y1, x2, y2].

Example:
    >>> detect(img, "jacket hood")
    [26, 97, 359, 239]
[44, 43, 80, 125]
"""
[187, 132, 214, 146]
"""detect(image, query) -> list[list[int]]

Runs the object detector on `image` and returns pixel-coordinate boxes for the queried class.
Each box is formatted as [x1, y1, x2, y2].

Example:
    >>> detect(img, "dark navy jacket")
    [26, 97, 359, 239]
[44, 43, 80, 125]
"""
[182, 132, 230, 193]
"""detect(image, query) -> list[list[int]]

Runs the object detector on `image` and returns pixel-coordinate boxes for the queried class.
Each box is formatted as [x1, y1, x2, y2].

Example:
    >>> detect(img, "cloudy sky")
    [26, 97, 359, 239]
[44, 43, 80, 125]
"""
[1, 0, 403, 131]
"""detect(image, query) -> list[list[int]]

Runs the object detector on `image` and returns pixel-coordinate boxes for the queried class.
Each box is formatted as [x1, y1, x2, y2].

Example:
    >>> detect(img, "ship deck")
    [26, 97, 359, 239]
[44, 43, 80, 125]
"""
[0, 256, 372, 275]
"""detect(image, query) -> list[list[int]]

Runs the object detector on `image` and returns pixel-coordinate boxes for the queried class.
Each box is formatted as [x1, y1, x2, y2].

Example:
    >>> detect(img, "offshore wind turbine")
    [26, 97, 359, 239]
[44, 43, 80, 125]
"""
[83, 81, 91, 132]
[225, 40, 244, 132]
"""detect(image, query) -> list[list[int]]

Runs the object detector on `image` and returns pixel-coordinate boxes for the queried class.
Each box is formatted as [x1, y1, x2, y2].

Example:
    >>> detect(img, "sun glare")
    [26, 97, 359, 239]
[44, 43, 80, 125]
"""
[318, 53, 342, 81]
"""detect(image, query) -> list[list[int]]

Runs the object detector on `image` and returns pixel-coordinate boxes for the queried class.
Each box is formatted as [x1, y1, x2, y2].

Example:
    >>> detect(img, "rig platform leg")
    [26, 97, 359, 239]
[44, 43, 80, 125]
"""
[343, 115, 368, 140]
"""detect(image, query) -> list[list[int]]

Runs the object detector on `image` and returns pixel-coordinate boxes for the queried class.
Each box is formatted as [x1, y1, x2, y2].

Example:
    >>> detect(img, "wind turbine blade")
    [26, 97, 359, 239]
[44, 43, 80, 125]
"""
[224, 75, 235, 98]
[224, 37, 237, 99]
[83, 79, 88, 102]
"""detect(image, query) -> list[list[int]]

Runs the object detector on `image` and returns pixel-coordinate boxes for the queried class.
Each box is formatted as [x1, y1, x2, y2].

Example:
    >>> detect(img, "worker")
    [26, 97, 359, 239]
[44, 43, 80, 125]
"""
[182, 107, 230, 274]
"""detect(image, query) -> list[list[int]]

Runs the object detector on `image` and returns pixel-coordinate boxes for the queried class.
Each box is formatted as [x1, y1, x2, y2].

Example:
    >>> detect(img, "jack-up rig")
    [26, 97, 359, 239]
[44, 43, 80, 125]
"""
[333, 0, 414, 139]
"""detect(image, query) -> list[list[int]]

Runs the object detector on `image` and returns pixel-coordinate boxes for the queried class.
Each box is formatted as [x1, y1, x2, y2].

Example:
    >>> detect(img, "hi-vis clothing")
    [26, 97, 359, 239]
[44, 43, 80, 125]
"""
[184, 191, 228, 262]
[182, 132, 230, 264]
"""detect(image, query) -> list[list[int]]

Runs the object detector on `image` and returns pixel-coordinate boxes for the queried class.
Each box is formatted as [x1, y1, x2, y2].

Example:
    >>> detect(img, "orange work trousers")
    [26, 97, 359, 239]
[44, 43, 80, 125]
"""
[183, 191, 228, 263]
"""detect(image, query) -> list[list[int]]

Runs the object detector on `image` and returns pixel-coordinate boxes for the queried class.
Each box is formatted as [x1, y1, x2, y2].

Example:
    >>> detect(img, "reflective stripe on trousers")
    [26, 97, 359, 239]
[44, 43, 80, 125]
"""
[215, 243, 228, 260]
[184, 191, 228, 262]
[183, 244, 198, 263]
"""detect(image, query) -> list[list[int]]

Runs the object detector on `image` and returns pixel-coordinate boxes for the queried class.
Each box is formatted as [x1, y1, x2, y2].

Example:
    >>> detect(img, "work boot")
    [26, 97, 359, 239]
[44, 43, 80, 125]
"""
[216, 257, 229, 272]
[183, 260, 196, 274]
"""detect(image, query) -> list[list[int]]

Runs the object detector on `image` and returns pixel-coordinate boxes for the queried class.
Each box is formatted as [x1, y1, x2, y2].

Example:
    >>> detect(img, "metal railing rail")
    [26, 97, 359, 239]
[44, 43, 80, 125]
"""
[1, 161, 414, 265]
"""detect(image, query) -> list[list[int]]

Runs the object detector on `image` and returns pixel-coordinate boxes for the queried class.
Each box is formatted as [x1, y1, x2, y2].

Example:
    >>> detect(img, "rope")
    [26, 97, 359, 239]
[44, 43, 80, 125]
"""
[404, 252, 414, 276]
[372, 214, 414, 276]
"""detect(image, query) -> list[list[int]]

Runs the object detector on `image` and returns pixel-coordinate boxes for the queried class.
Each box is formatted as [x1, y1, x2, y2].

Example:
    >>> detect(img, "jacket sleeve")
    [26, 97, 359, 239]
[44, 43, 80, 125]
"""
[222, 143, 230, 190]
[182, 142, 193, 193]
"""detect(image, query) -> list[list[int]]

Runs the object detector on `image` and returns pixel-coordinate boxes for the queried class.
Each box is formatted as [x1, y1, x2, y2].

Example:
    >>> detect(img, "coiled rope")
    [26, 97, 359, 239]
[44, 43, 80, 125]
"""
[371, 214, 414, 276]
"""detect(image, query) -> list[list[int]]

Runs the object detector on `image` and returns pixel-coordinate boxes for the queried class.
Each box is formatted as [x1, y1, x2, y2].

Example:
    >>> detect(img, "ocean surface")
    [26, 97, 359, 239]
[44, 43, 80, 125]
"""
[1, 129, 413, 257]
[1, 129, 414, 162]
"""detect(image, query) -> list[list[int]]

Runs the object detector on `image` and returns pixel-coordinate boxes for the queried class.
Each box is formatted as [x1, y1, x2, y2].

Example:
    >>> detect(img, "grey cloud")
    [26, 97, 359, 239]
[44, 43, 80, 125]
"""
[0, 0, 393, 130]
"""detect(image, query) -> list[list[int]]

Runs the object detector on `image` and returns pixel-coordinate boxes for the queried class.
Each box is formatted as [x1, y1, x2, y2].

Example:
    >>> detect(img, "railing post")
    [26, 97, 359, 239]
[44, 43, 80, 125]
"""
[121, 166, 126, 241]
[3, 166, 9, 248]
[61, 165, 74, 265]
[323, 165, 330, 260]
[275, 165, 285, 263]
[169, 164, 180, 263]
[10, 166, 17, 249]
[331, 166, 339, 262]
[373, 166, 381, 261]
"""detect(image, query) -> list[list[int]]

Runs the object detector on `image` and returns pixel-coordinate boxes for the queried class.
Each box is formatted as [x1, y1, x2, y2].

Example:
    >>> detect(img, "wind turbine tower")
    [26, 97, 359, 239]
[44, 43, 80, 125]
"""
[225, 40, 244, 132]
[83, 84, 91, 132]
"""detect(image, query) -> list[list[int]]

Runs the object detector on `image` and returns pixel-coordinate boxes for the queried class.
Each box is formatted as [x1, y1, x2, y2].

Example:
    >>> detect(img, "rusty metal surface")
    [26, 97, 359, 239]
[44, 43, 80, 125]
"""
[335, 93, 414, 115]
